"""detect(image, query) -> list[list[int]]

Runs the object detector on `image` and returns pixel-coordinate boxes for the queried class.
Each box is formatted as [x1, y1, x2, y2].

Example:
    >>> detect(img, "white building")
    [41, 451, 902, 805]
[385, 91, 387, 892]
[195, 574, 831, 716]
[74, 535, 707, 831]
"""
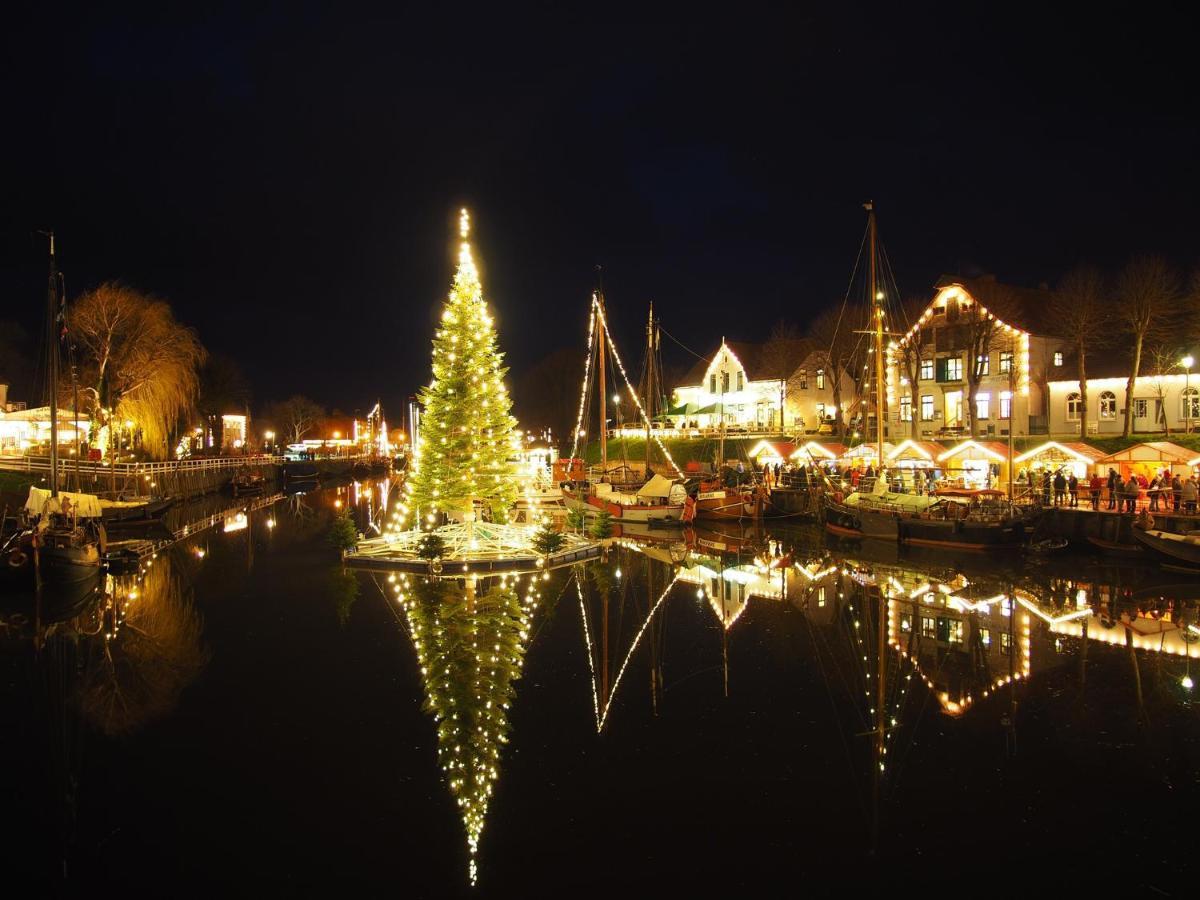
[1046, 360, 1200, 436]
[886, 276, 1066, 440]
[670, 339, 849, 433]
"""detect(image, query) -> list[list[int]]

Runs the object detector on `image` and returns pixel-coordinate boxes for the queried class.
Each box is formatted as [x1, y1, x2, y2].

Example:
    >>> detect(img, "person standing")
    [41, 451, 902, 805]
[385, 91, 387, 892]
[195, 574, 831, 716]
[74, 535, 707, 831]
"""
[1053, 470, 1067, 506]
[1068, 472, 1079, 508]
[1125, 474, 1140, 514]
[1148, 473, 1161, 511]
[1172, 473, 1183, 512]
[1184, 476, 1198, 515]
[1088, 471, 1103, 509]
[1107, 468, 1120, 510]
[1041, 470, 1052, 506]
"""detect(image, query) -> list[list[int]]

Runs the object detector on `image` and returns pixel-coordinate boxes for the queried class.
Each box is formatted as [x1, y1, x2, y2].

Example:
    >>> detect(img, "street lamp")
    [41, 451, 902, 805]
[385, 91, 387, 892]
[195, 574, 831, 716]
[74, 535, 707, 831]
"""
[1183, 355, 1194, 434]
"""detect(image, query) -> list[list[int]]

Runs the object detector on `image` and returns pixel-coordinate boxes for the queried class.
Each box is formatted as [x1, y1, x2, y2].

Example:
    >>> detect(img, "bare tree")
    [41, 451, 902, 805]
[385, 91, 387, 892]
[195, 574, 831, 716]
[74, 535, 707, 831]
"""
[807, 307, 857, 437]
[892, 296, 929, 439]
[70, 281, 206, 458]
[1048, 266, 1108, 436]
[958, 283, 1018, 437]
[1143, 345, 1180, 435]
[1115, 256, 1180, 437]
[266, 395, 326, 445]
[759, 320, 809, 432]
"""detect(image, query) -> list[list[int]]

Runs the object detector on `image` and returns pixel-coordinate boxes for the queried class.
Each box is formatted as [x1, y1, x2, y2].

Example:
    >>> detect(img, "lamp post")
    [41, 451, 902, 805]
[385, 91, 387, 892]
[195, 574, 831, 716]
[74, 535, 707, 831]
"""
[1183, 355, 1194, 434]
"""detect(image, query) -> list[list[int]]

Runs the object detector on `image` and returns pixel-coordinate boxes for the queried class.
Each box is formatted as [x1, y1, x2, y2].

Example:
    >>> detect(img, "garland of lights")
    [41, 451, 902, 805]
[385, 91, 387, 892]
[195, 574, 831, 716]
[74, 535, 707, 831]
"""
[568, 305, 597, 463]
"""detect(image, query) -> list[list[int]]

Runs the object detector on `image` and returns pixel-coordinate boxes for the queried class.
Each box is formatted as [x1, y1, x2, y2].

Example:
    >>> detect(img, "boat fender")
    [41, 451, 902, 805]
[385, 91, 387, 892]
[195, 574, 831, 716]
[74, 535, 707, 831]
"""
[7, 550, 27, 568]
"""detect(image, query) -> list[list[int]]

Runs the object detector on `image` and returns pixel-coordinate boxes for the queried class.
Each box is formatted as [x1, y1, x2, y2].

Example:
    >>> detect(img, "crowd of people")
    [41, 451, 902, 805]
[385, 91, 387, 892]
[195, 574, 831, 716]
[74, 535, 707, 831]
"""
[1015, 466, 1199, 513]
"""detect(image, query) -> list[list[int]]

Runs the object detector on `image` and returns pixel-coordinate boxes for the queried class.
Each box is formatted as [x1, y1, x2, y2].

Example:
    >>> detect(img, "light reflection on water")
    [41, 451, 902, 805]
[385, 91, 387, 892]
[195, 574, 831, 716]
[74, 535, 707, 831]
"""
[2, 481, 1198, 891]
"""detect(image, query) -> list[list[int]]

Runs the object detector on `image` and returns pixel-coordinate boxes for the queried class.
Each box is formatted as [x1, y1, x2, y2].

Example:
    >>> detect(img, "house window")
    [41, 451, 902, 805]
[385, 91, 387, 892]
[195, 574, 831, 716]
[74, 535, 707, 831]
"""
[816, 369, 825, 389]
[899, 396, 912, 422]
[1132, 398, 1148, 419]
[1181, 388, 1200, 420]
[1000, 632, 1012, 656]
[900, 614, 912, 633]
[799, 369, 808, 390]
[710, 374, 717, 393]
[938, 356, 963, 382]
[999, 351, 1013, 374]
[976, 393, 990, 420]
[921, 616, 937, 639]
[1099, 391, 1117, 419]
[736, 371, 744, 392]
[980, 628, 992, 647]
[976, 354, 990, 376]
[920, 358, 933, 381]
[815, 402, 826, 421]
[921, 395, 934, 421]
[999, 391, 1012, 420]
[817, 586, 825, 606]
[1054, 351, 1064, 367]
[947, 619, 964, 644]
[1066, 392, 1082, 421]
[722, 372, 730, 393]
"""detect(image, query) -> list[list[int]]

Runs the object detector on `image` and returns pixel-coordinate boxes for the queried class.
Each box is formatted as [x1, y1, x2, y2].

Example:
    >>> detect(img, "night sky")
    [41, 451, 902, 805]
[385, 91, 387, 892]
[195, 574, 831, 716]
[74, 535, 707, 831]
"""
[3, 6, 1197, 422]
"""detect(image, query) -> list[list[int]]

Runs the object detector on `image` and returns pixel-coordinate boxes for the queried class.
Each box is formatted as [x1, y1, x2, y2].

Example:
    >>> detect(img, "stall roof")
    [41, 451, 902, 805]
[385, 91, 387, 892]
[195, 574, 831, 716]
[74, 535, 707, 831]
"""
[886, 439, 946, 462]
[1097, 441, 1195, 465]
[937, 440, 1011, 463]
[1013, 441, 1105, 464]
[747, 440, 796, 461]
[841, 442, 894, 460]
[790, 440, 847, 461]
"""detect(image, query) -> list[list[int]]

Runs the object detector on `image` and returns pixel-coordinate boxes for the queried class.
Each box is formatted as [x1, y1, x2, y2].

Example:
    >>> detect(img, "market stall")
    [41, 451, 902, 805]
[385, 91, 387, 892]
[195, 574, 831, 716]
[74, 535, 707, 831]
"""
[936, 440, 1011, 489]
[1096, 441, 1194, 481]
[1012, 440, 1104, 481]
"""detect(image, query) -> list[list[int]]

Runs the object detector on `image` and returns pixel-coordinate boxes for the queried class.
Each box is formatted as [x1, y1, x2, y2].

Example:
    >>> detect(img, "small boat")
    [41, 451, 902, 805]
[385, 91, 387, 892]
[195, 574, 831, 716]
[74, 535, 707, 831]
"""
[230, 468, 267, 497]
[1130, 527, 1200, 569]
[283, 462, 319, 484]
[100, 495, 176, 523]
[1086, 535, 1144, 557]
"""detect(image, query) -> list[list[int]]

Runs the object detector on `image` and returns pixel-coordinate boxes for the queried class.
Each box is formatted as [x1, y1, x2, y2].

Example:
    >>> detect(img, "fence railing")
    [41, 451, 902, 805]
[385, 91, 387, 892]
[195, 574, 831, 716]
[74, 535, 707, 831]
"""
[0, 454, 288, 478]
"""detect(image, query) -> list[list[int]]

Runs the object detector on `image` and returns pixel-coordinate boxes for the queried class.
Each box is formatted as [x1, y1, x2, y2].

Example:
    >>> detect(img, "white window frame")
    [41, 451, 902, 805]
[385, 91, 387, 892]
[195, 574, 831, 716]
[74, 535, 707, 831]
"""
[1067, 392, 1082, 422]
[1099, 391, 1117, 420]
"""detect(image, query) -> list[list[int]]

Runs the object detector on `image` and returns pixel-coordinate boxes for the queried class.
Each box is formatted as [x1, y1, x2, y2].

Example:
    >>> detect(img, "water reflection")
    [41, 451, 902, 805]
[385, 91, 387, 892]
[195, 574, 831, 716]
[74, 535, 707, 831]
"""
[373, 566, 549, 885]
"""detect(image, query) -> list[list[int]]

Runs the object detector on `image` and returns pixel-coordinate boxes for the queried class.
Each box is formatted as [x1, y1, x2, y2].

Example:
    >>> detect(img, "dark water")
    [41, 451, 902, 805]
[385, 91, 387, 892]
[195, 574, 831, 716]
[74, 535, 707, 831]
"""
[2, 480, 1198, 896]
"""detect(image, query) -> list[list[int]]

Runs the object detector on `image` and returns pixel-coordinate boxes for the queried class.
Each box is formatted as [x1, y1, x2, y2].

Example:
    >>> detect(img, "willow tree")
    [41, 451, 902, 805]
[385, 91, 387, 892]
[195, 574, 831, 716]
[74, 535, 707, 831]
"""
[404, 211, 518, 527]
[70, 281, 206, 458]
[1115, 257, 1179, 437]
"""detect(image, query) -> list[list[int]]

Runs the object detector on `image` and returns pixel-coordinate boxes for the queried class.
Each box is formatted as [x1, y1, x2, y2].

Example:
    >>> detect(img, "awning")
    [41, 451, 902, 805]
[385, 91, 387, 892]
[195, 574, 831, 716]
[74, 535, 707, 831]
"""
[25, 486, 105, 519]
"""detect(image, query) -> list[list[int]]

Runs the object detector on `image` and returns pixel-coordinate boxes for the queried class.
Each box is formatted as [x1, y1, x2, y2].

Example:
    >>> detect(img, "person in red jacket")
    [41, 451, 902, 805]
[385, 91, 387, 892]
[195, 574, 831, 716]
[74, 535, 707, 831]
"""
[1088, 472, 1103, 509]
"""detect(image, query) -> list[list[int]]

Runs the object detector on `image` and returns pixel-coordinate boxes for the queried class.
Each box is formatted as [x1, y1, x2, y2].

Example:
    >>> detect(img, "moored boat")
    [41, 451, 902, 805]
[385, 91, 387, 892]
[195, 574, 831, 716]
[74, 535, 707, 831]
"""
[1130, 526, 1200, 570]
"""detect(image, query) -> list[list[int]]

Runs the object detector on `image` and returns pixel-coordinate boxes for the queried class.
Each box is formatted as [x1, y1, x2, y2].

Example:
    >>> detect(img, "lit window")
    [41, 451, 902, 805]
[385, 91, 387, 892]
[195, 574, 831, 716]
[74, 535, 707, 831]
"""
[1000, 632, 1012, 656]
[920, 359, 933, 381]
[799, 368, 808, 390]
[816, 368, 825, 390]
[1067, 392, 1082, 422]
[901, 614, 912, 633]
[921, 616, 937, 639]
[1099, 391, 1117, 419]
[1053, 351, 1064, 367]
[736, 371, 744, 391]
[980, 628, 992, 647]
[944, 357, 962, 381]
[1181, 388, 1200, 420]
[722, 372, 730, 393]
[817, 586, 825, 606]
[999, 351, 1013, 374]
[976, 354, 990, 376]
[1000, 391, 1012, 420]
[899, 396, 912, 421]
[1132, 398, 1148, 419]
[710, 374, 716, 393]
[976, 393, 990, 420]
[816, 402, 826, 421]
[947, 619, 964, 644]
[921, 395, 934, 421]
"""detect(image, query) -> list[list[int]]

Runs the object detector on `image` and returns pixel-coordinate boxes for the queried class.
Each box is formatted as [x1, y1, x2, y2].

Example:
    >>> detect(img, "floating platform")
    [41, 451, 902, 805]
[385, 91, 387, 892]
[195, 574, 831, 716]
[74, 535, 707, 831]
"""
[343, 521, 602, 575]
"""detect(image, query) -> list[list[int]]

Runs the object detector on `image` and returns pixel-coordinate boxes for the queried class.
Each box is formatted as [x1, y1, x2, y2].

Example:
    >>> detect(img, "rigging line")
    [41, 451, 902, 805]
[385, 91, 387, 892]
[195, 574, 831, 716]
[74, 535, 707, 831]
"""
[826, 221, 870, 359]
[576, 571, 602, 731]
[657, 323, 709, 361]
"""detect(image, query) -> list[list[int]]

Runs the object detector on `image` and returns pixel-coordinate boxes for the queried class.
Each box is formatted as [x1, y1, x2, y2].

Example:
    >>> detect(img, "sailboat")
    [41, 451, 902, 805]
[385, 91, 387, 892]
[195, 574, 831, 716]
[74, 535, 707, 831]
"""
[26, 234, 105, 598]
[560, 290, 687, 523]
[821, 204, 1038, 551]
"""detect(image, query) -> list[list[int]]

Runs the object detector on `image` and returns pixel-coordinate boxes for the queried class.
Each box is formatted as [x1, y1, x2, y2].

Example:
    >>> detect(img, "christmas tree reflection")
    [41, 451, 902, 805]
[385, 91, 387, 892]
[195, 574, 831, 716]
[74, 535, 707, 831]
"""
[388, 569, 544, 886]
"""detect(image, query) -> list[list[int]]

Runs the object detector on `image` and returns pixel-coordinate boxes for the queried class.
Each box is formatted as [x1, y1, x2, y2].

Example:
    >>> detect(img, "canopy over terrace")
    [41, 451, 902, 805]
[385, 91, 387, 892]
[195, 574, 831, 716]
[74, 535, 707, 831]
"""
[886, 440, 946, 468]
[747, 440, 796, 465]
[789, 441, 847, 465]
[1013, 441, 1104, 479]
[1098, 441, 1195, 479]
[838, 442, 894, 467]
[937, 440, 1012, 489]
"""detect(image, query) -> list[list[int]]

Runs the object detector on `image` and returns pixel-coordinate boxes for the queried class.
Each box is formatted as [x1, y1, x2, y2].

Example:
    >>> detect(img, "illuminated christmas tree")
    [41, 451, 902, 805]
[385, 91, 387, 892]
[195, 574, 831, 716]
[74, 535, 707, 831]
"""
[403, 210, 518, 528]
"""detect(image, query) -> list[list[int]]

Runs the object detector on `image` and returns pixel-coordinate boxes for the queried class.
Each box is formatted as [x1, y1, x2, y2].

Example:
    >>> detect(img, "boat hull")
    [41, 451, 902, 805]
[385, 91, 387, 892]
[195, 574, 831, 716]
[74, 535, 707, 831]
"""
[823, 495, 1030, 550]
[1130, 528, 1200, 569]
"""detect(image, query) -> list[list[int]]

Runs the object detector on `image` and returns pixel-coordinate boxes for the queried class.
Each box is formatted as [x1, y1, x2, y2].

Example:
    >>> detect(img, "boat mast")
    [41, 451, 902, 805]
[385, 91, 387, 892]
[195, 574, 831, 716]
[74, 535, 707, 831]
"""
[597, 283, 607, 475]
[46, 232, 60, 498]
[866, 202, 887, 784]
[645, 302, 653, 474]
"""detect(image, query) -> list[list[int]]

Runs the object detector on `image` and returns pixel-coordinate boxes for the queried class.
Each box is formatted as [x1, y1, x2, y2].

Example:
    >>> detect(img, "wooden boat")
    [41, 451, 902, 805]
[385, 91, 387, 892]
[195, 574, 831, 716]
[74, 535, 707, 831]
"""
[1130, 527, 1200, 569]
[283, 462, 320, 484]
[694, 481, 764, 521]
[1028, 537, 1069, 554]
[1086, 534, 1145, 557]
[100, 495, 176, 523]
[230, 469, 267, 496]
